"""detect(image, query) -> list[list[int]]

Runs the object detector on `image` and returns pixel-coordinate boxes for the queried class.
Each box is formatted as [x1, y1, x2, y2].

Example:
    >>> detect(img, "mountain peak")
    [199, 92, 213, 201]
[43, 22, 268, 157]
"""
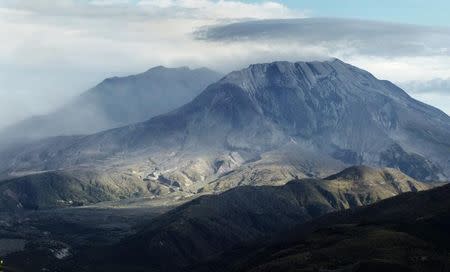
[145, 65, 189, 73]
[245, 58, 352, 72]
[144, 65, 220, 75]
[220, 58, 374, 92]
[0, 64, 222, 144]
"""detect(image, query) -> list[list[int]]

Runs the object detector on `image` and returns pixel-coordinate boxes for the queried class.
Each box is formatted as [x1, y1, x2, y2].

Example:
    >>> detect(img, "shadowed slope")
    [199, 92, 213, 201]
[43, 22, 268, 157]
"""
[60, 166, 431, 272]
[202, 183, 450, 272]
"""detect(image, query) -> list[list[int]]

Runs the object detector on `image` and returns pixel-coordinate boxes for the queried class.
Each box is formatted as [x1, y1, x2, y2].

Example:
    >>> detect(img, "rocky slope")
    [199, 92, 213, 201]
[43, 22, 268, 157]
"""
[0, 66, 221, 145]
[198, 183, 450, 272]
[0, 59, 449, 194]
[54, 166, 431, 272]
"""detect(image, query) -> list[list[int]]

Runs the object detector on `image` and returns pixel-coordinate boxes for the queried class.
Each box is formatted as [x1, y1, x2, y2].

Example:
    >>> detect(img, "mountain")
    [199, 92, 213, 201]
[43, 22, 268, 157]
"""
[199, 183, 450, 272]
[48, 166, 430, 272]
[1, 60, 448, 272]
[0, 66, 222, 145]
[1, 59, 449, 189]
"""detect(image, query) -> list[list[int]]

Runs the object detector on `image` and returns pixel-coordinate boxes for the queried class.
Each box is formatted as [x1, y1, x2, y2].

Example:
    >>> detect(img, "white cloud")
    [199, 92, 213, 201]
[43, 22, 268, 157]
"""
[196, 18, 450, 115]
[0, 0, 304, 128]
[398, 78, 450, 114]
[0, 2, 449, 129]
[401, 78, 450, 95]
[198, 18, 450, 58]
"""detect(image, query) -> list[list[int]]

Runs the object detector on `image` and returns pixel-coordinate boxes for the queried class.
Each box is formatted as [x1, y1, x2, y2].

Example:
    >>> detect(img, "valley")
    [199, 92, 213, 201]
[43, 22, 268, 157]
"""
[1, 166, 441, 271]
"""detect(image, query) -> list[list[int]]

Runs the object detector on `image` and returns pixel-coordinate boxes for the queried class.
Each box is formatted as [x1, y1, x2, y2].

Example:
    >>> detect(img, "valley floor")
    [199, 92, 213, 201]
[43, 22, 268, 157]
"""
[0, 195, 191, 271]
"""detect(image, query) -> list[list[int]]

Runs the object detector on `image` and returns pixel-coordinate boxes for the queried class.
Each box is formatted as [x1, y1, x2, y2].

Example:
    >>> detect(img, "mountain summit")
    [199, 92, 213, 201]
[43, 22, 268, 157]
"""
[1, 59, 449, 184]
[0, 66, 222, 145]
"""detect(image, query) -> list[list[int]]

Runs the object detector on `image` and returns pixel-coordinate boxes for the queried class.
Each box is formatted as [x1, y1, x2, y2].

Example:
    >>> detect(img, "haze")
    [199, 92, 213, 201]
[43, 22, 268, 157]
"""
[1, 0, 449, 129]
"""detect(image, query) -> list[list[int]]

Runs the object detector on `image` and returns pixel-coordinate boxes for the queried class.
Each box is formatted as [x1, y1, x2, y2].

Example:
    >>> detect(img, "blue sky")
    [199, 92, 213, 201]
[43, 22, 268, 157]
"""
[245, 0, 450, 27]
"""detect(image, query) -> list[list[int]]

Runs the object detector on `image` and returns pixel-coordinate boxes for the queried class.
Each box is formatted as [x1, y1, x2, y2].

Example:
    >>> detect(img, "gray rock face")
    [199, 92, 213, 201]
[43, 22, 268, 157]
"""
[1, 59, 449, 182]
[0, 66, 222, 145]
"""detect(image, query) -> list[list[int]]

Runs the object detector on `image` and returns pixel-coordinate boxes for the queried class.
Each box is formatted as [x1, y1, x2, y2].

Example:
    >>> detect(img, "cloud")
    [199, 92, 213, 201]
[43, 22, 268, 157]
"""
[137, 0, 299, 19]
[0, 0, 303, 128]
[1, 0, 302, 20]
[196, 18, 450, 58]
[400, 78, 450, 95]
[194, 18, 450, 115]
[396, 78, 450, 114]
[0, 2, 449, 129]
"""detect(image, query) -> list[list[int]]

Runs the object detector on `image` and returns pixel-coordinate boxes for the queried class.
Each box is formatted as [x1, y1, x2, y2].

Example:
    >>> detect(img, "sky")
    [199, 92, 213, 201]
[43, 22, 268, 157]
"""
[265, 0, 450, 27]
[0, 0, 450, 129]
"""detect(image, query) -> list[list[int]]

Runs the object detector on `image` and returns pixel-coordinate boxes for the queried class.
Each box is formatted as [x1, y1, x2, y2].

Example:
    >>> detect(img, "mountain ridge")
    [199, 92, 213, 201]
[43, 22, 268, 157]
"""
[0, 66, 222, 146]
[196, 183, 450, 272]
[0, 59, 449, 185]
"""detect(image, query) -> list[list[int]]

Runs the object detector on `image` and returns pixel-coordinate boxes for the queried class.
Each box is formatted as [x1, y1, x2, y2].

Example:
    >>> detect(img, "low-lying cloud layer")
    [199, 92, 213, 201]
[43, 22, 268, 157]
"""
[0, 1, 449, 129]
[399, 78, 450, 115]
[402, 78, 450, 95]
